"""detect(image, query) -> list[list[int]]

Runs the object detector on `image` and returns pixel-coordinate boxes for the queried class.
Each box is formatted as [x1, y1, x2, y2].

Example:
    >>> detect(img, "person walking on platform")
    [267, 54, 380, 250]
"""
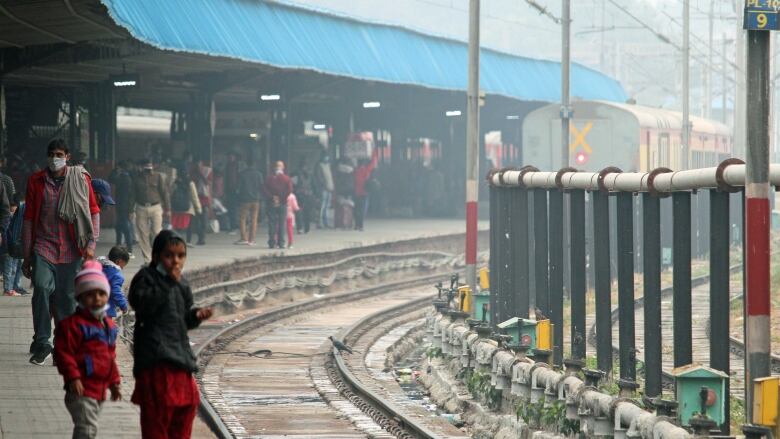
[314, 154, 334, 228]
[109, 161, 134, 257]
[292, 164, 314, 234]
[263, 161, 292, 249]
[54, 260, 121, 439]
[131, 159, 170, 264]
[191, 159, 213, 246]
[23, 138, 99, 366]
[128, 230, 212, 439]
[353, 149, 379, 231]
[224, 150, 241, 233]
[171, 165, 202, 240]
[236, 160, 263, 246]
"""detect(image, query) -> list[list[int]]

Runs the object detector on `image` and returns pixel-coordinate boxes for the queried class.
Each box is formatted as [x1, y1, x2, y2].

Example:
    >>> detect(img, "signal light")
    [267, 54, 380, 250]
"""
[575, 152, 588, 165]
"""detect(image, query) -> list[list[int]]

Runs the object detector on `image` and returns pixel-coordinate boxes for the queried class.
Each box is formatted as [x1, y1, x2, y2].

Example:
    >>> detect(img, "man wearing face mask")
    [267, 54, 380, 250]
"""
[23, 138, 100, 366]
[262, 161, 292, 249]
[130, 159, 170, 264]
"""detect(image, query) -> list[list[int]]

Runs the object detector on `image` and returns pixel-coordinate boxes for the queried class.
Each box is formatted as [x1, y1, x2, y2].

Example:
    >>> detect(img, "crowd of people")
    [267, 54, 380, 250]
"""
[0, 138, 387, 438]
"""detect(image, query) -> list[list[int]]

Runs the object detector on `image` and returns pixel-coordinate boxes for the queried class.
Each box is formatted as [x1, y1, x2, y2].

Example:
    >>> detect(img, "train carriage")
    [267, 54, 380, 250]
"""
[522, 100, 732, 172]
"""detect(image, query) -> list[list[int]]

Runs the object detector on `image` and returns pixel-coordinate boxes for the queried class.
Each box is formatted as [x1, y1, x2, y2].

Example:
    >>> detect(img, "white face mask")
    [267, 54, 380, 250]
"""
[275, 168, 283, 175]
[48, 157, 66, 172]
[90, 306, 107, 321]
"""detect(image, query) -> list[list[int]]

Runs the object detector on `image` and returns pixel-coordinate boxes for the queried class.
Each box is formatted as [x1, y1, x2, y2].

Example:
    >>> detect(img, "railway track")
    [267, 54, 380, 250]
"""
[194, 273, 461, 438]
[329, 293, 469, 439]
[598, 263, 780, 399]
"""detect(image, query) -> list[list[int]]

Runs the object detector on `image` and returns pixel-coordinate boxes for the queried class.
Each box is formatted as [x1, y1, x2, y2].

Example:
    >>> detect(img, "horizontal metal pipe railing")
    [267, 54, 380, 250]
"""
[489, 160, 780, 193]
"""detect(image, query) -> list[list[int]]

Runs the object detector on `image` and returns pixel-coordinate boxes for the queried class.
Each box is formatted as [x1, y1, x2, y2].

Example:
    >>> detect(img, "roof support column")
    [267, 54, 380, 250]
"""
[96, 82, 115, 163]
[189, 91, 214, 164]
[270, 106, 290, 166]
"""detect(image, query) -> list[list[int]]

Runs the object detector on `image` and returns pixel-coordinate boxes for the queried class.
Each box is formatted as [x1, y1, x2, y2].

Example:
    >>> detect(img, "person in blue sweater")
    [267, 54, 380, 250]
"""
[98, 246, 130, 317]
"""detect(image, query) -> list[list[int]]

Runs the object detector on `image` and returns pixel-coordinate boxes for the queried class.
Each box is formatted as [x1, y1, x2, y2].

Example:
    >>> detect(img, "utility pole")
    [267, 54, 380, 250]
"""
[600, 0, 606, 72]
[735, 4, 747, 159]
[465, 0, 480, 302]
[706, 1, 714, 119]
[743, 4, 772, 420]
[561, 0, 571, 168]
[682, 0, 690, 169]
[722, 34, 728, 124]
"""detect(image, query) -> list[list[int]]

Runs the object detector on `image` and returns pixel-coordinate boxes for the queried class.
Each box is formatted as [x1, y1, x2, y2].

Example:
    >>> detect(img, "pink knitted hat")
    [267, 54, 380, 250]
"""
[75, 260, 110, 298]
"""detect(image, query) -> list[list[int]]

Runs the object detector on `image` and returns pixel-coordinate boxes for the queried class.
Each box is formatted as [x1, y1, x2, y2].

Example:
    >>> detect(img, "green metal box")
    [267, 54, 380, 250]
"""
[497, 317, 537, 349]
[474, 291, 491, 323]
[672, 364, 728, 427]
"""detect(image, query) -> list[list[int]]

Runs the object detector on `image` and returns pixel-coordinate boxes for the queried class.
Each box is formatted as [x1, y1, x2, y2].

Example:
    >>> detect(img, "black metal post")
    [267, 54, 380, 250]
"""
[617, 192, 636, 381]
[592, 190, 612, 373]
[514, 188, 530, 318]
[642, 193, 663, 398]
[570, 190, 587, 359]
[489, 184, 498, 324]
[673, 191, 692, 368]
[710, 189, 730, 434]
[549, 189, 564, 366]
[499, 187, 513, 324]
[533, 188, 550, 316]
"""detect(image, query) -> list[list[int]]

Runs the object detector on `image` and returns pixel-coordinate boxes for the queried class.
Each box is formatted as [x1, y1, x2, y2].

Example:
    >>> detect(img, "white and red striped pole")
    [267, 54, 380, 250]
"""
[465, 0, 480, 308]
[744, 27, 771, 418]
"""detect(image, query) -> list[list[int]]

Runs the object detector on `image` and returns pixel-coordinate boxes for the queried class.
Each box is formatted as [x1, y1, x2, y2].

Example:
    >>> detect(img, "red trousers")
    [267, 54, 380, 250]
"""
[132, 364, 199, 439]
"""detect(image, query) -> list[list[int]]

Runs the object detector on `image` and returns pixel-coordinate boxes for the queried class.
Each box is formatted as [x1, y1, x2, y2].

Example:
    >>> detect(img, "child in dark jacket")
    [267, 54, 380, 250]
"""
[98, 246, 130, 317]
[54, 260, 121, 439]
[128, 230, 213, 439]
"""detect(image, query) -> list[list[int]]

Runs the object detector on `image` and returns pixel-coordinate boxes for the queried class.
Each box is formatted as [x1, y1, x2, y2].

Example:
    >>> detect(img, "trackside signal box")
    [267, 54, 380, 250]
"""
[458, 286, 472, 314]
[672, 364, 728, 427]
[753, 376, 780, 438]
[479, 267, 490, 290]
[497, 318, 552, 354]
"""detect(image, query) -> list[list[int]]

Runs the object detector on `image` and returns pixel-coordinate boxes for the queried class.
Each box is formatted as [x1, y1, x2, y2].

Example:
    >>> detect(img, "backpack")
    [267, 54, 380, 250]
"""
[171, 181, 192, 212]
[7, 203, 24, 258]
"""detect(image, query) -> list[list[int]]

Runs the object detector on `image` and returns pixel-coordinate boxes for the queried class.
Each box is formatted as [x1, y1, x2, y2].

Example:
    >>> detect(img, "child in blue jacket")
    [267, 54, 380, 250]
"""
[98, 246, 130, 317]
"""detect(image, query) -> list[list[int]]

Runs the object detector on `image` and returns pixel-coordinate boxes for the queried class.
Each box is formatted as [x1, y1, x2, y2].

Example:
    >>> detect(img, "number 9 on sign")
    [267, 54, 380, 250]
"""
[758, 13, 768, 28]
[745, 10, 779, 31]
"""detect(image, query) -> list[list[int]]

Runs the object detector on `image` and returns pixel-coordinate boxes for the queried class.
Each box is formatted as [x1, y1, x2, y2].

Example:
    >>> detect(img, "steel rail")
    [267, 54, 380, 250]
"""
[194, 272, 453, 438]
[489, 161, 780, 192]
[333, 295, 442, 439]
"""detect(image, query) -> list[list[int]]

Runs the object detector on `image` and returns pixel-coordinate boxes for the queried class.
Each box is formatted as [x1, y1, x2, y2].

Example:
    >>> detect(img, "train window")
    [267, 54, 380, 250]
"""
[659, 134, 670, 167]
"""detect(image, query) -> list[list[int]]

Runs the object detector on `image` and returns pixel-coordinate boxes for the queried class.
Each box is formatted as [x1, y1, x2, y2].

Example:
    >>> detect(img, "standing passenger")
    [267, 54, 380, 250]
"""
[109, 161, 134, 258]
[128, 230, 213, 439]
[23, 138, 97, 366]
[131, 159, 170, 264]
[353, 149, 379, 231]
[191, 159, 212, 246]
[236, 160, 263, 246]
[314, 155, 334, 229]
[285, 192, 300, 249]
[171, 165, 201, 241]
[263, 161, 292, 249]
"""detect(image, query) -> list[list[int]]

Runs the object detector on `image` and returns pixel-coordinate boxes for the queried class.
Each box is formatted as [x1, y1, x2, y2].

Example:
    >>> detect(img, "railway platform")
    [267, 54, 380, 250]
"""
[0, 218, 477, 438]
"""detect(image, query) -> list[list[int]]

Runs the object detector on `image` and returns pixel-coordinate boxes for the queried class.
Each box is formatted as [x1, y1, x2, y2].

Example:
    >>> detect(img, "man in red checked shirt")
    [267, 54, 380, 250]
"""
[23, 138, 101, 366]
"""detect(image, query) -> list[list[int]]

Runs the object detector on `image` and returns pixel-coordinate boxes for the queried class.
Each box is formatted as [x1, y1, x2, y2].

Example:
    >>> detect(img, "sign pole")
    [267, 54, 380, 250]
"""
[465, 0, 480, 307]
[743, 0, 773, 421]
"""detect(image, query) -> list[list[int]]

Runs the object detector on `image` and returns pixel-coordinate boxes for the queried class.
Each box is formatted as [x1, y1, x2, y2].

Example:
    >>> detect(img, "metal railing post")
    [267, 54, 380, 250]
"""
[533, 188, 550, 317]
[617, 192, 636, 381]
[499, 187, 513, 324]
[673, 191, 693, 368]
[514, 188, 530, 318]
[642, 193, 663, 398]
[549, 189, 564, 366]
[593, 190, 612, 373]
[489, 184, 498, 323]
[570, 189, 587, 359]
[710, 189, 730, 434]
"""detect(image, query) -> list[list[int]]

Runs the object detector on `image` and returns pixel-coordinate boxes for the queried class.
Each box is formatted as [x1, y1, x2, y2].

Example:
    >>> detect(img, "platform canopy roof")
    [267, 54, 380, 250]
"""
[0, 0, 626, 110]
[101, 0, 626, 103]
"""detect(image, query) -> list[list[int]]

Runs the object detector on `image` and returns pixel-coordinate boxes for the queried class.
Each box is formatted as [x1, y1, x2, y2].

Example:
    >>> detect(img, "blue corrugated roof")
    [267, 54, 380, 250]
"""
[101, 0, 627, 103]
